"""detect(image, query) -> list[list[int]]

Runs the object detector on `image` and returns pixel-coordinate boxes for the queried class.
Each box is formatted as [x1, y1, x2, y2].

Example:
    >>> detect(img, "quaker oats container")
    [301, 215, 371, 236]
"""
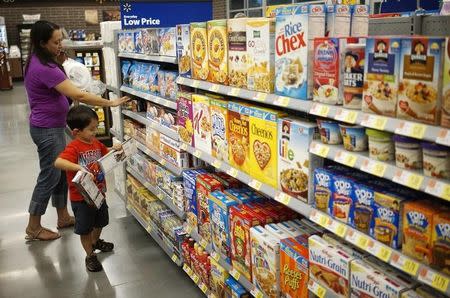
[393, 135, 422, 170]
[316, 119, 342, 145]
[421, 142, 450, 179]
[366, 129, 394, 161]
[339, 124, 367, 152]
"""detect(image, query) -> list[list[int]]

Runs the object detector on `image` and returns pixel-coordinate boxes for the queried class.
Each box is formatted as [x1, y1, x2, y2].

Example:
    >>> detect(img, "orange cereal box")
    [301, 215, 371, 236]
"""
[280, 237, 309, 298]
[228, 102, 251, 174]
[432, 211, 450, 274]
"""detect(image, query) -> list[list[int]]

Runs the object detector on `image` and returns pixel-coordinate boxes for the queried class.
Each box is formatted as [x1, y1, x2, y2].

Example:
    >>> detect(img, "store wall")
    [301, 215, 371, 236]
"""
[213, 0, 227, 19]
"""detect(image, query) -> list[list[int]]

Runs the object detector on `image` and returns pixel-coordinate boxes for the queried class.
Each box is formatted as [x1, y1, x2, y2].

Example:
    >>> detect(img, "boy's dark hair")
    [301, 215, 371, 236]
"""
[67, 105, 98, 131]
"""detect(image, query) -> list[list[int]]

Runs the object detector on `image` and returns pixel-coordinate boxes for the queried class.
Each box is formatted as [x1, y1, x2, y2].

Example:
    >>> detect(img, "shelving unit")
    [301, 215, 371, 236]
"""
[182, 264, 212, 297]
[134, 140, 184, 176]
[120, 86, 178, 109]
[122, 110, 179, 140]
[118, 52, 177, 64]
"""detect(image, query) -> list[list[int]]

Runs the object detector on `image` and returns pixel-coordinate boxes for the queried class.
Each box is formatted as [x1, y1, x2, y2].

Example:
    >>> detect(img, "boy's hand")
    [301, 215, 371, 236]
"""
[112, 143, 123, 151]
[79, 166, 94, 180]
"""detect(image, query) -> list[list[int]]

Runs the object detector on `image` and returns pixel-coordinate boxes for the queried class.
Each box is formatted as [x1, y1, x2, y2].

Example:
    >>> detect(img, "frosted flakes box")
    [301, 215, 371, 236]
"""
[397, 37, 444, 125]
[228, 102, 251, 174]
[211, 99, 229, 161]
[176, 24, 191, 78]
[177, 92, 194, 146]
[207, 20, 228, 85]
[280, 237, 309, 298]
[197, 174, 223, 242]
[209, 191, 238, 264]
[190, 22, 209, 80]
[362, 37, 402, 117]
[210, 258, 229, 298]
[274, 5, 309, 100]
[432, 211, 450, 274]
[247, 18, 275, 93]
[308, 235, 353, 297]
[278, 118, 322, 204]
[351, 5, 369, 37]
[250, 226, 280, 298]
[159, 27, 176, 57]
[228, 18, 248, 89]
[349, 181, 374, 234]
[183, 169, 208, 234]
[442, 38, 450, 128]
[326, 4, 351, 37]
[192, 94, 212, 155]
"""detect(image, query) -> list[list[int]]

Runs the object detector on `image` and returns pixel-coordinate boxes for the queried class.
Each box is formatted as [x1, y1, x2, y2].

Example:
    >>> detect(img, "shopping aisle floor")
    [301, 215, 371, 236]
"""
[0, 83, 203, 298]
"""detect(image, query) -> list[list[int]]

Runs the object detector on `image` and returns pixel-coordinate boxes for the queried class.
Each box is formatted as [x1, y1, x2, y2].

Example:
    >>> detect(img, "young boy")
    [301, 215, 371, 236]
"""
[55, 105, 121, 272]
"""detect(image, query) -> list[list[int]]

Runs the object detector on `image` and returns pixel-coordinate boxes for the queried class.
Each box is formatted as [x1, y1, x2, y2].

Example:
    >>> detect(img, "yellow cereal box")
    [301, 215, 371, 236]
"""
[190, 22, 209, 80]
[210, 257, 229, 298]
[228, 18, 248, 89]
[432, 211, 450, 274]
[211, 98, 228, 161]
[246, 18, 275, 93]
[207, 20, 228, 85]
[249, 106, 286, 188]
[228, 102, 251, 174]
[192, 94, 212, 154]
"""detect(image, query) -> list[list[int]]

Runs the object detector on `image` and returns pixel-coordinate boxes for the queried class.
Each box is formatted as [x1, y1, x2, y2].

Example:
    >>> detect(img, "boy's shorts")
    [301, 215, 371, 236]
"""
[71, 201, 109, 235]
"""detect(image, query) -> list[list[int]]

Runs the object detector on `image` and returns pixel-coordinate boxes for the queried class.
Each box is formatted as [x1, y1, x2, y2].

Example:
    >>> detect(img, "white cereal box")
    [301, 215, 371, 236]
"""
[308, 235, 353, 298]
[190, 22, 209, 80]
[192, 94, 212, 155]
[274, 5, 309, 100]
[250, 226, 281, 298]
[351, 5, 369, 37]
[159, 27, 176, 57]
[326, 4, 351, 38]
[228, 18, 249, 89]
[176, 24, 191, 78]
[247, 18, 275, 93]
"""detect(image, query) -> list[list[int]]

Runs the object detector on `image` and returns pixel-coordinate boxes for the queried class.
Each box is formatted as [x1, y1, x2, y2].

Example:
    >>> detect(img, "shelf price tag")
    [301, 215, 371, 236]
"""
[192, 81, 200, 88]
[393, 170, 424, 190]
[310, 103, 330, 117]
[275, 192, 291, 206]
[310, 210, 330, 228]
[249, 179, 262, 191]
[250, 288, 264, 298]
[211, 251, 220, 262]
[171, 254, 178, 263]
[361, 114, 388, 130]
[395, 121, 426, 139]
[226, 168, 238, 178]
[200, 283, 208, 293]
[334, 151, 358, 167]
[193, 150, 202, 158]
[157, 192, 164, 200]
[367, 240, 392, 262]
[310, 142, 330, 158]
[183, 264, 189, 273]
[180, 143, 188, 150]
[200, 238, 208, 249]
[212, 159, 222, 169]
[146, 225, 152, 233]
[360, 159, 387, 177]
[436, 128, 450, 147]
[230, 268, 241, 280]
[160, 159, 167, 166]
[185, 225, 193, 234]
[328, 220, 348, 238]
[274, 96, 290, 107]
[425, 180, 450, 202]
[308, 280, 326, 298]
[335, 108, 358, 124]
[391, 253, 420, 276]
[178, 77, 185, 85]
[228, 88, 240, 97]
[193, 274, 200, 284]
[346, 230, 369, 249]
[254, 92, 267, 102]
[418, 268, 450, 292]
[210, 84, 220, 93]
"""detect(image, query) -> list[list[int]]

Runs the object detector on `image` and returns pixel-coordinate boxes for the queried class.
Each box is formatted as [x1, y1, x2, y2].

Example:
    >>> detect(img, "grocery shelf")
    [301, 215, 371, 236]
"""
[182, 264, 213, 297]
[118, 52, 177, 64]
[106, 85, 120, 94]
[309, 141, 450, 202]
[120, 86, 177, 109]
[122, 110, 179, 140]
[109, 128, 121, 139]
[176, 77, 313, 112]
[307, 279, 335, 298]
[309, 209, 450, 296]
[135, 140, 184, 176]
[127, 203, 182, 266]
[126, 166, 185, 219]
[179, 143, 314, 218]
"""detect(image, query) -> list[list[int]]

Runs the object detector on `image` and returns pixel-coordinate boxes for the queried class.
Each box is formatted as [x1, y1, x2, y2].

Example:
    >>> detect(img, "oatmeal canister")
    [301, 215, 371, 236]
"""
[393, 135, 422, 170]
[421, 142, 450, 179]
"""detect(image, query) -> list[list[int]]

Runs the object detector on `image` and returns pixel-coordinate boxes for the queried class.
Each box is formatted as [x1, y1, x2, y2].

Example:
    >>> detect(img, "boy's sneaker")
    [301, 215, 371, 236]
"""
[85, 254, 103, 272]
[93, 239, 114, 252]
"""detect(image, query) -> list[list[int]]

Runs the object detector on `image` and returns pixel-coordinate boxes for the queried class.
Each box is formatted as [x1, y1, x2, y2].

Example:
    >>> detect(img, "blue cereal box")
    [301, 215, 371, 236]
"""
[176, 24, 192, 78]
[350, 181, 375, 234]
[134, 30, 145, 54]
[224, 188, 263, 204]
[209, 191, 238, 264]
[183, 169, 207, 233]
[330, 173, 355, 224]
[313, 167, 333, 213]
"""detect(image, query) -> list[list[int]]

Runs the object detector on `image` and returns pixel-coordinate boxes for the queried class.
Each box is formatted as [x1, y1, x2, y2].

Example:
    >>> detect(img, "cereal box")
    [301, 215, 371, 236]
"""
[308, 235, 353, 297]
[313, 167, 333, 213]
[397, 37, 445, 125]
[159, 27, 176, 57]
[197, 174, 223, 243]
[277, 222, 303, 238]
[330, 173, 356, 223]
[230, 205, 262, 281]
[313, 38, 341, 104]
[249, 107, 285, 188]
[118, 32, 126, 53]
[145, 125, 160, 154]
[177, 92, 194, 146]
[176, 24, 191, 78]
[146, 28, 160, 55]
[343, 43, 366, 109]
[228, 102, 251, 174]
[402, 200, 438, 264]
[370, 190, 405, 249]
[228, 18, 248, 89]
[211, 99, 229, 161]
[190, 22, 209, 80]
[278, 118, 322, 204]
[432, 211, 450, 274]
[224, 188, 260, 205]
[210, 258, 229, 298]
[209, 191, 238, 264]
[183, 169, 207, 234]
[326, 4, 351, 37]
[351, 5, 369, 37]
[250, 226, 280, 298]
[362, 37, 402, 117]
[442, 38, 450, 128]
[134, 30, 145, 54]
[160, 134, 190, 168]
[193, 94, 212, 155]
[207, 20, 228, 85]
[211, 172, 241, 189]
[280, 237, 309, 298]
[225, 277, 250, 298]
[125, 32, 135, 53]
[349, 181, 375, 234]
[265, 223, 292, 240]
[247, 18, 275, 93]
[274, 5, 309, 100]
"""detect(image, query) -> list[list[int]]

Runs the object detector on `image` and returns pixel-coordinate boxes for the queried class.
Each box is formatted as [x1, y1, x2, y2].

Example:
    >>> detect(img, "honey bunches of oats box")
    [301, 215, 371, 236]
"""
[207, 19, 228, 85]
[228, 18, 248, 89]
[211, 99, 228, 161]
[190, 22, 209, 80]
[176, 24, 191, 78]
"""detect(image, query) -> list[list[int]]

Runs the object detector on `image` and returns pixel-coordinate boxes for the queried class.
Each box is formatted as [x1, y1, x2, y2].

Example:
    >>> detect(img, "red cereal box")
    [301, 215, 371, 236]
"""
[211, 172, 242, 189]
[280, 237, 309, 298]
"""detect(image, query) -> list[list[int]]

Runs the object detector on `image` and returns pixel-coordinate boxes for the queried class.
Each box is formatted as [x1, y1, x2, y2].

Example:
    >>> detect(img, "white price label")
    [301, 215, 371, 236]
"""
[360, 158, 387, 177]
[334, 151, 358, 167]
[391, 253, 420, 276]
[275, 192, 291, 206]
[436, 128, 450, 147]
[249, 179, 262, 191]
[212, 160, 222, 169]
[393, 170, 424, 190]
[228, 88, 240, 97]
[250, 288, 264, 298]
[395, 121, 426, 139]
[309, 210, 330, 228]
[310, 142, 330, 158]
[366, 240, 392, 262]
[361, 114, 388, 130]
[230, 268, 241, 280]
[180, 143, 188, 150]
[310, 103, 330, 117]
[226, 168, 238, 178]
[274, 96, 290, 107]
[418, 268, 450, 293]
[254, 92, 267, 102]
[335, 108, 358, 124]
[346, 230, 369, 249]
[193, 150, 201, 158]
[308, 279, 326, 298]
[210, 84, 220, 93]
[328, 220, 348, 238]
[178, 77, 186, 84]
[425, 180, 450, 202]
[192, 81, 200, 88]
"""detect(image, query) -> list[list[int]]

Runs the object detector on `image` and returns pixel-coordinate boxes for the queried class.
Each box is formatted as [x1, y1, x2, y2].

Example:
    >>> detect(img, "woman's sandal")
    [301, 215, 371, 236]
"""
[25, 227, 61, 241]
[57, 216, 75, 229]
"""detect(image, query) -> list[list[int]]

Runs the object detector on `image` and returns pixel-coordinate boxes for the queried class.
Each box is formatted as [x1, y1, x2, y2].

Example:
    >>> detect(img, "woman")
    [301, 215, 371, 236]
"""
[24, 21, 129, 241]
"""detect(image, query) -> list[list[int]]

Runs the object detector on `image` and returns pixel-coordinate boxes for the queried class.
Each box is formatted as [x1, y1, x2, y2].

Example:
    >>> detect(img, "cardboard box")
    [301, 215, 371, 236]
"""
[313, 167, 333, 213]
[176, 24, 191, 78]
[192, 94, 212, 155]
[432, 211, 450, 274]
[159, 134, 190, 168]
[228, 102, 251, 174]
[183, 169, 208, 234]
[177, 91, 194, 146]
[350, 181, 375, 234]
[207, 19, 228, 84]
[210, 258, 229, 298]
[190, 22, 209, 80]
[441, 38, 450, 128]
[197, 174, 224, 242]
[228, 18, 249, 89]
[280, 237, 309, 298]
[159, 27, 176, 57]
[351, 5, 369, 37]
[326, 4, 351, 37]
[211, 99, 229, 161]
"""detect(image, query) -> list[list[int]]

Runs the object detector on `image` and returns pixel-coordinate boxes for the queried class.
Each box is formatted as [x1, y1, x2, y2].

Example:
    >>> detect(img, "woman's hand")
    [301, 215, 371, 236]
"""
[110, 96, 131, 107]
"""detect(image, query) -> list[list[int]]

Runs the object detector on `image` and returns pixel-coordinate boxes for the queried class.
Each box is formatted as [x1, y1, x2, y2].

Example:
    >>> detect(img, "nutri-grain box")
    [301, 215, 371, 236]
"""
[362, 37, 402, 117]
[280, 237, 309, 298]
[274, 5, 309, 100]
[177, 91, 194, 146]
[211, 98, 229, 161]
[192, 94, 212, 155]
[228, 18, 249, 89]
[190, 22, 209, 80]
[176, 24, 191, 78]
[397, 37, 445, 125]
[442, 38, 450, 128]
[207, 19, 229, 85]
[247, 18, 275, 93]
[228, 102, 251, 174]
[326, 4, 351, 37]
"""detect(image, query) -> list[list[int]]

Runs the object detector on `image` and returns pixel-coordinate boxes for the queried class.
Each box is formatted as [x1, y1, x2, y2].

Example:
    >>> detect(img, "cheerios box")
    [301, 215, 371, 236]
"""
[176, 24, 191, 78]
[441, 38, 450, 128]
[280, 237, 309, 298]
[397, 37, 445, 125]
[246, 18, 275, 93]
[192, 94, 212, 155]
[228, 18, 249, 89]
[249, 107, 286, 188]
[278, 118, 322, 204]
[207, 20, 228, 85]
[190, 22, 209, 80]
[228, 102, 252, 174]
[211, 99, 229, 161]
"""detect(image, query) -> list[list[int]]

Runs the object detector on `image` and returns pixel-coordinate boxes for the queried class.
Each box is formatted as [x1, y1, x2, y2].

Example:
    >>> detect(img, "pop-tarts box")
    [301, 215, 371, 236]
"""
[330, 173, 356, 224]
[351, 5, 369, 37]
[209, 191, 238, 264]
[274, 5, 309, 100]
[350, 181, 375, 234]
[313, 167, 334, 213]
[326, 4, 351, 37]
[183, 169, 208, 233]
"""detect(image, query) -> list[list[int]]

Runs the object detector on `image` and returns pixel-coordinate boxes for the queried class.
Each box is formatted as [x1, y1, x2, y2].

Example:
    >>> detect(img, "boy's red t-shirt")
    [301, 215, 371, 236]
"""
[59, 138, 109, 202]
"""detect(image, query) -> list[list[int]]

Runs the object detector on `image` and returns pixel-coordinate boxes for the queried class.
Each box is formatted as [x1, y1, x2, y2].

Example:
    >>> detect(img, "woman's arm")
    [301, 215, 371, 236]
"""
[54, 79, 130, 107]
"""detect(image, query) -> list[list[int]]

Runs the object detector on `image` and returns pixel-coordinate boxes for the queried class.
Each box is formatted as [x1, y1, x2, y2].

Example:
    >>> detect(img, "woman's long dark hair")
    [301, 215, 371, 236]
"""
[24, 20, 62, 75]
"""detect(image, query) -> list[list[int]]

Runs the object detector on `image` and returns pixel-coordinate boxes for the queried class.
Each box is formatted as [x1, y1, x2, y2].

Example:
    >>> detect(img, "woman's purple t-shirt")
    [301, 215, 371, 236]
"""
[25, 55, 69, 128]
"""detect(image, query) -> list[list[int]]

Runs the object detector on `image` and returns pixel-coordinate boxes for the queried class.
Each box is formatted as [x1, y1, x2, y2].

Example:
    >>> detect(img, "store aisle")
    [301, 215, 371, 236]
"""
[0, 83, 203, 298]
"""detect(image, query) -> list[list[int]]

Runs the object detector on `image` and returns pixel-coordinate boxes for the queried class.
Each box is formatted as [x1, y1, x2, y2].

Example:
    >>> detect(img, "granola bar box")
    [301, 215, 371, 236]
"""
[207, 19, 229, 85]
[228, 18, 249, 89]
[280, 237, 309, 298]
[190, 22, 209, 80]
[176, 24, 191, 78]
[228, 102, 251, 174]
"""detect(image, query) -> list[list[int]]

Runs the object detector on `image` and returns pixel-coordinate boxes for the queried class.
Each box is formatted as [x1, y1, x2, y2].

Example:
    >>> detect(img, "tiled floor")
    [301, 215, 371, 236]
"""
[0, 83, 202, 298]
